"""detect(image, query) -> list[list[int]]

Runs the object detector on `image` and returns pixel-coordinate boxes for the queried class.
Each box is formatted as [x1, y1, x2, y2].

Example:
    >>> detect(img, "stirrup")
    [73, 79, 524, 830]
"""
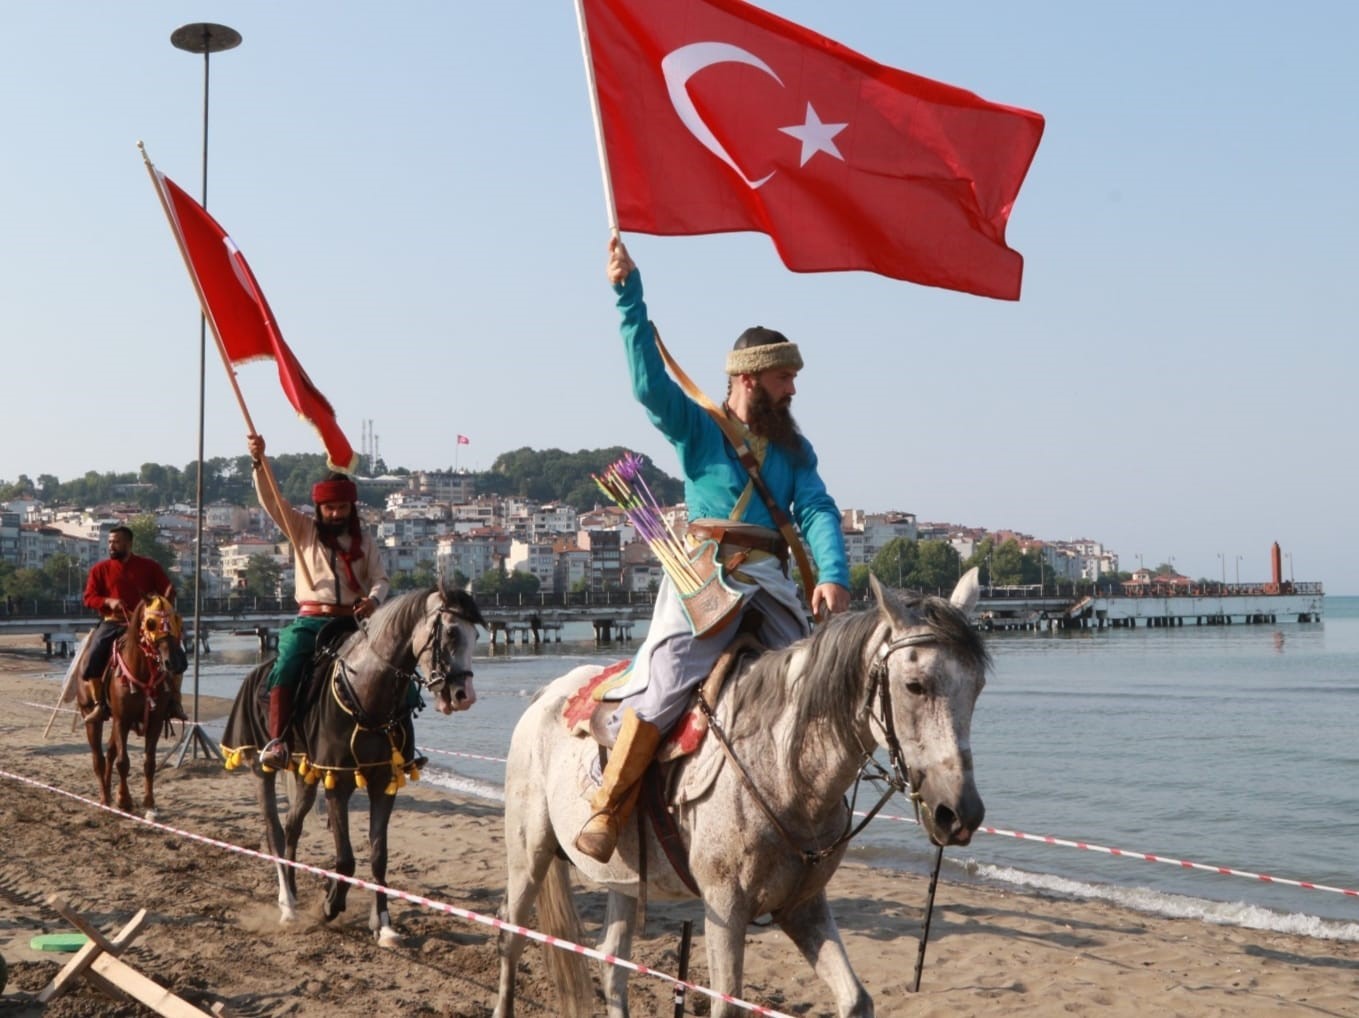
[259, 739, 290, 769]
[81, 702, 106, 724]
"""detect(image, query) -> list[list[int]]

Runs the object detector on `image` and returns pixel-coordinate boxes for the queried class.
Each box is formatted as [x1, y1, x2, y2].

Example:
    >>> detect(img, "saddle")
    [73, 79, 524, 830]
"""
[563, 630, 765, 764]
[258, 616, 358, 721]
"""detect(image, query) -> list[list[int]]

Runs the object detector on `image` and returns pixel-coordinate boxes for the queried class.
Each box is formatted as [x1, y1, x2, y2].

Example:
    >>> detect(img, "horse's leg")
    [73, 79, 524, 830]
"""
[280, 770, 317, 919]
[254, 769, 298, 923]
[321, 783, 357, 922]
[773, 891, 873, 1017]
[599, 890, 639, 1018]
[366, 789, 400, 947]
[141, 720, 160, 820]
[702, 899, 755, 1018]
[495, 791, 590, 1018]
[87, 720, 111, 807]
[112, 723, 134, 813]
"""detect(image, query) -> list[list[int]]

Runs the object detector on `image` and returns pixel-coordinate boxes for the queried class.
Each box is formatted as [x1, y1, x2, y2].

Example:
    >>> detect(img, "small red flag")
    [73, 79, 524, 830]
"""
[582, 0, 1045, 299]
[152, 169, 359, 472]
[457, 435, 470, 445]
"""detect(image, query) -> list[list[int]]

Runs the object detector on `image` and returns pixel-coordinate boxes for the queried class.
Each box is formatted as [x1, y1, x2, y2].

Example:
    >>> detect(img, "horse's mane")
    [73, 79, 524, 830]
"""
[363, 588, 438, 648]
[120, 597, 151, 672]
[724, 591, 990, 769]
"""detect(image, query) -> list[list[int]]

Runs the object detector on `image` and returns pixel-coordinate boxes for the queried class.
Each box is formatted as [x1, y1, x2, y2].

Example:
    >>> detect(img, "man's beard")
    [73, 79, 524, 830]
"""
[746, 385, 801, 453]
[109, 549, 128, 561]
[318, 517, 351, 538]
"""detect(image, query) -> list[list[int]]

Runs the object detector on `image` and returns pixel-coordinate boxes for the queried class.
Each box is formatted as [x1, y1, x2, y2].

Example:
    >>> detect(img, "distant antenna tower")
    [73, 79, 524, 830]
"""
[373, 432, 382, 473]
[360, 418, 375, 474]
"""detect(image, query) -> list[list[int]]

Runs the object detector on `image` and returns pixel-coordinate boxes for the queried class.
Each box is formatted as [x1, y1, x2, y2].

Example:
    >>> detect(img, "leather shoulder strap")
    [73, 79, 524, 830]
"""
[652, 325, 816, 606]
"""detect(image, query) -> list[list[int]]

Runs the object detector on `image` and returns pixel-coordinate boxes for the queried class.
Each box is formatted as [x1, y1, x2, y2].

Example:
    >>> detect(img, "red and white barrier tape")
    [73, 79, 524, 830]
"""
[20, 699, 1357, 901]
[0, 764, 794, 1018]
[853, 808, 1359, 900]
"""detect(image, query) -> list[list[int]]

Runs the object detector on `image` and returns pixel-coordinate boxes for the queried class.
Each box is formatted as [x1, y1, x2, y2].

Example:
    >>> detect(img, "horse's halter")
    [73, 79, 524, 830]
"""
[419, 606, 474, 696]
[353, 601, 473, 698]
[862, 628, 941, 824]
[112, 598, 181, 692]
[698, 623, 942, 868]
[140, 598, 183, 645]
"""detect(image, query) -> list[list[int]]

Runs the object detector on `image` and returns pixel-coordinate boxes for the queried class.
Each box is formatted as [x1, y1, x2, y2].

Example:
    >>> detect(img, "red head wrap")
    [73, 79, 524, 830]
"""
[312, 477, 358, 506]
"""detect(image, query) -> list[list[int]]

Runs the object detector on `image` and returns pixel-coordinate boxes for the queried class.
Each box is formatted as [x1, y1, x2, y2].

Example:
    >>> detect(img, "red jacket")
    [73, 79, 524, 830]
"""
[83, 554, 174, 619]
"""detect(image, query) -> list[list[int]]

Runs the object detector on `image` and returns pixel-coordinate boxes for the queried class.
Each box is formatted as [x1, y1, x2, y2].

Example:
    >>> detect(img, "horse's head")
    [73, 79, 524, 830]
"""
[866, 568, 989, 847]
[135, 593, 184, 675]
[418, 586, 485, 714]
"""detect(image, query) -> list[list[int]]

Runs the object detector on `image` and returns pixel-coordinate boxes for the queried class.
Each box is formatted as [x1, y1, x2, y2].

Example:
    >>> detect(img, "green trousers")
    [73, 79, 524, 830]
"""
[266, 615, 421, 708]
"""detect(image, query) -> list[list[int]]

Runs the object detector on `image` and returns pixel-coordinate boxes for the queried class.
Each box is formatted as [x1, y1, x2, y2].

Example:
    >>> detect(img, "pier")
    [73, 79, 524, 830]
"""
[978, 582, 1324, 632]
[2, 582, 1325, 652]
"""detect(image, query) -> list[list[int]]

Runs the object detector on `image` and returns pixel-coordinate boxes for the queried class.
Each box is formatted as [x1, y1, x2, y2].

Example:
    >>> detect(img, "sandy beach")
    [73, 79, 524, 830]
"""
[1, 635, 1356, 1017]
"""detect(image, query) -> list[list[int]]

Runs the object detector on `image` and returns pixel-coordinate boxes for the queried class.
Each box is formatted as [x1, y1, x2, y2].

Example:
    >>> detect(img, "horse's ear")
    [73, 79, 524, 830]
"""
[456, 590, 488, 629]
[868, 573, 891, 614]
[950, 567, 981, 617]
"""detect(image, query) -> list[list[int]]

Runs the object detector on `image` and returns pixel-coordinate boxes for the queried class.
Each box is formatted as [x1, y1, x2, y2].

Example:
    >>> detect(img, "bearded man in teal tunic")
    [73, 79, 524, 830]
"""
[575, 237, 852, 863]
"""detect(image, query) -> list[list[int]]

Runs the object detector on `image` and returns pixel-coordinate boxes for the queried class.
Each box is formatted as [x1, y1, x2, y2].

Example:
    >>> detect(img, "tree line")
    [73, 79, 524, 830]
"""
[0, 446, 684, 513]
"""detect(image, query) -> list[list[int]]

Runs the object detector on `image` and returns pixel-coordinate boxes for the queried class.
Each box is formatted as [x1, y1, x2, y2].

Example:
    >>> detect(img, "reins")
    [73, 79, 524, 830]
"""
[328, 601, 471, 731]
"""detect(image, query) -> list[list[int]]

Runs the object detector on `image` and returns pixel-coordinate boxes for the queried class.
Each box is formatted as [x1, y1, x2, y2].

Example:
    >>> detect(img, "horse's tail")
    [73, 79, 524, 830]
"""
[538, 857, 594, 1018]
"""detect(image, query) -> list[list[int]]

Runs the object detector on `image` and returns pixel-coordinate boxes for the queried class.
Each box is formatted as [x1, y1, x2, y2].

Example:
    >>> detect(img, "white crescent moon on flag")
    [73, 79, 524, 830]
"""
[660, 42, 782, 189]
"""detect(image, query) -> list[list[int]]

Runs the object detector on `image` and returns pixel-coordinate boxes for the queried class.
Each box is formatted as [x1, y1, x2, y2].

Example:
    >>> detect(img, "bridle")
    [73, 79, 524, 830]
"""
[862, 629, 940, 824]
[416, 605, 475, 697]
[329, 599, 474, 728]
[698, 624, 940, 867]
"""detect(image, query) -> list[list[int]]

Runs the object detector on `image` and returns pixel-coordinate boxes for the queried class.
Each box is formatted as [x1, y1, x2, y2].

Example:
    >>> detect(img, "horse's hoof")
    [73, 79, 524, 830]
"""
[144, 808, 158, 822]
[376, 926, 402, 949]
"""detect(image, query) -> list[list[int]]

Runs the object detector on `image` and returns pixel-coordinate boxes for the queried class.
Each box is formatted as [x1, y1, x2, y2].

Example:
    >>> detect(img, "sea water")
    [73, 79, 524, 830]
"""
[166, 597, 1359, 940]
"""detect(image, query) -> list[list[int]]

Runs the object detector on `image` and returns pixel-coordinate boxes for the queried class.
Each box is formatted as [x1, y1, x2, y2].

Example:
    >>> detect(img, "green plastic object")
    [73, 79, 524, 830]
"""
[29, 932, 89, 953]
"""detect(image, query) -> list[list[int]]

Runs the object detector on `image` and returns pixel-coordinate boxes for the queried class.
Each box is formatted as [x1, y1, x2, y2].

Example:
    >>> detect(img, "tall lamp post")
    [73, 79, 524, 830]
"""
[1234, 555, 1243, 585]
[163, 22, 241, 768]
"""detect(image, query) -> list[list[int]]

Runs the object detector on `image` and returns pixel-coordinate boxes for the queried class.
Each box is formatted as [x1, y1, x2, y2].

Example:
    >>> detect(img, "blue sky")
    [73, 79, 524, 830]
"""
[3, 2, 1356, 592]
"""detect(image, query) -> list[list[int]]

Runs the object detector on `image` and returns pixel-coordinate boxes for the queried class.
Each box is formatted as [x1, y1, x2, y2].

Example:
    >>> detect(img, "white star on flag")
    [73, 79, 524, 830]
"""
[778, 103, 847, 167]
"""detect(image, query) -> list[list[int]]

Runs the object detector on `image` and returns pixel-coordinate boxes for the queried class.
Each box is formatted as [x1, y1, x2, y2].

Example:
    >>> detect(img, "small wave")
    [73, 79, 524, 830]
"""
[422, 767, 504, 804]
[970, 862, 1359, 942]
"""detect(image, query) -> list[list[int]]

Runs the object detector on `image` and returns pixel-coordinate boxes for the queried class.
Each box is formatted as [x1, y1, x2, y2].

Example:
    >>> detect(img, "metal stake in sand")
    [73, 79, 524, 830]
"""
[673, 919, 693, 1016]
[912, 843, 945, 991]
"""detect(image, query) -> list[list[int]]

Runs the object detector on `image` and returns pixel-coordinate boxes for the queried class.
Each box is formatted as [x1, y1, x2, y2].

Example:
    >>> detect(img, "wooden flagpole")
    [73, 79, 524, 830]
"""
[573, 0, 620, 234]
[140, 143, 313, 588]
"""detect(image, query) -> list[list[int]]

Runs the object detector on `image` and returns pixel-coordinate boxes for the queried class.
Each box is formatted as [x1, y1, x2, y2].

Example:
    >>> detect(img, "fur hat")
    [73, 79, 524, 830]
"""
[724, 326, 803, 375]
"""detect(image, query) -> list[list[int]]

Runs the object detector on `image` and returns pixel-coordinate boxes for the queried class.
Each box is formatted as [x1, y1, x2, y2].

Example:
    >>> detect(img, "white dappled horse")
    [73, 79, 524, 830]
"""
[495, 569, 989, 1017]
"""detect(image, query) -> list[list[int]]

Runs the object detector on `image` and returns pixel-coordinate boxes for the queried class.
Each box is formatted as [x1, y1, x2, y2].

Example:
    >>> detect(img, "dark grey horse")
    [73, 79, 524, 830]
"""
[223, 587, 483, 945]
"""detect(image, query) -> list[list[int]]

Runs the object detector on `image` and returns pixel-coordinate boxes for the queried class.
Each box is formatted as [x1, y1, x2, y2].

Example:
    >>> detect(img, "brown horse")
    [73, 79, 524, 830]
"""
[80, 593, 184, 818]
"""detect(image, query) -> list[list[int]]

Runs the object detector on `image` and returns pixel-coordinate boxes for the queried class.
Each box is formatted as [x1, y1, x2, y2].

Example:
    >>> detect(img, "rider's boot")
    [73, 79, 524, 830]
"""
[400, 714, 428, 773]
[80, 678, 107, 724]
[574, 708, 663, 863]
[165, 669, 189, 722]
[258, 685, 294, 770]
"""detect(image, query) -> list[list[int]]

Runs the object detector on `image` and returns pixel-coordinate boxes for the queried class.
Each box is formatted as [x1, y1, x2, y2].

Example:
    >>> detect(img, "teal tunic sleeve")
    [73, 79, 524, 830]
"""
[615, 270, 849, 590]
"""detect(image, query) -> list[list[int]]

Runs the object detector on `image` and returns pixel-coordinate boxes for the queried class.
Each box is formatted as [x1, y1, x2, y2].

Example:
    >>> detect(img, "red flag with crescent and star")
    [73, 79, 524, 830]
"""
[150, 168, 359, 472]
[581, 0, 1045, 299]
